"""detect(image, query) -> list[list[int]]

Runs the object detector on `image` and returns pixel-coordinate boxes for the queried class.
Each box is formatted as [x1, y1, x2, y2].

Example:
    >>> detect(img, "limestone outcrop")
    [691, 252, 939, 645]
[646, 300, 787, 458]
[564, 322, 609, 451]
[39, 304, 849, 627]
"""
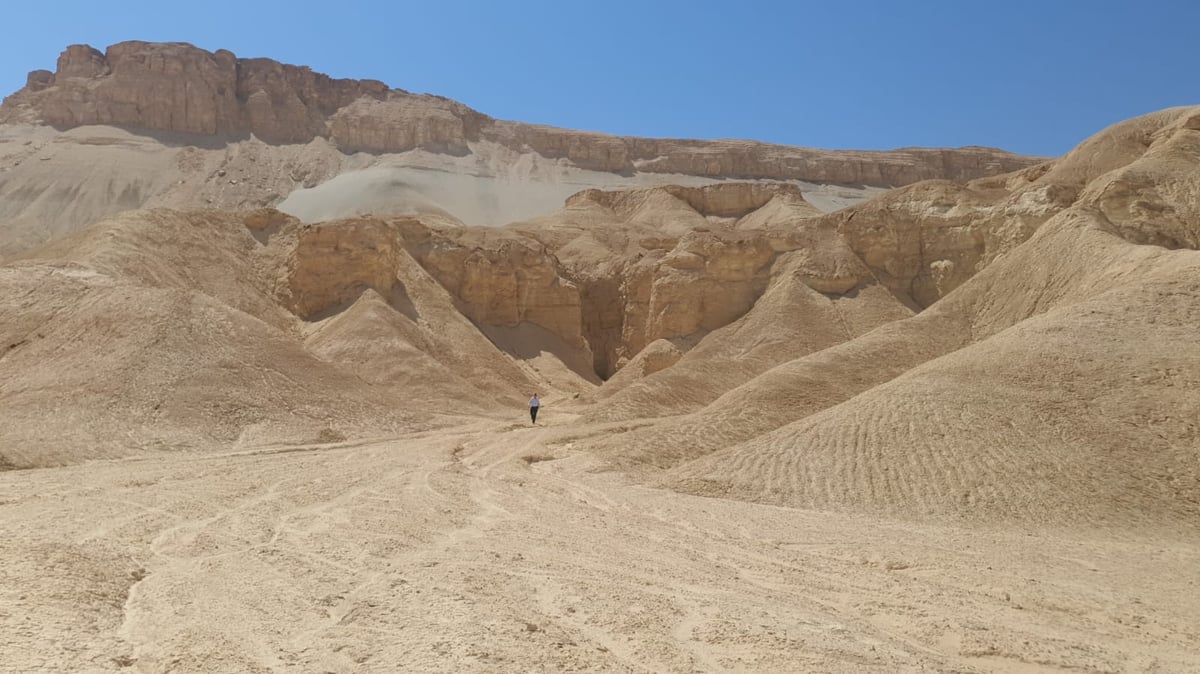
[410, 227, 588, 353]
[282, 217, 415, 320]
[280, 216, 591, 366]
[619, 231, 778, 367]
[513, 183, 889, 377]
[1, 42, 390, 141]
[566, 182, 814, 221]
[265, 181, 874, 382]
[1, 41, 1043, 187]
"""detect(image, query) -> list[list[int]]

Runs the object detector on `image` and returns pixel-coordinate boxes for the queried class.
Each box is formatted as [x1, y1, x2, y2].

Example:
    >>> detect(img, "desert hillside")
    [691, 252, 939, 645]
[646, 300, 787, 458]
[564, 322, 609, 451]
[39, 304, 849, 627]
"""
[3, 104, 1196, 528]
[583, 107, 1200, 530]
[0, 42, 1197, 673]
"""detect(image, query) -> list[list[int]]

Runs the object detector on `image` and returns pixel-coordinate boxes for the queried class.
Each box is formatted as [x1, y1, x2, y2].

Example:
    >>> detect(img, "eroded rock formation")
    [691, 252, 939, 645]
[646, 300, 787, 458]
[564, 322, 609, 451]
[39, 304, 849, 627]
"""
[1, 41, 1043, 186]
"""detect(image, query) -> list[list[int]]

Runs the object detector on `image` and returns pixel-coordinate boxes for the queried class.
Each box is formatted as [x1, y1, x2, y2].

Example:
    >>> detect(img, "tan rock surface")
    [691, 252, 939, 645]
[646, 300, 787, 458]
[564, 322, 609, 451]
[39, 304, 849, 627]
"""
[1, 53, 1198, 674]
[509, 182, 893, 379]
[1, 41, 1040, 183]
[569, 107, 1200, 533]
[284, 217, 547, 402]
[0, 42, 1041, 261]
[3, 428, 1197, 672]
[410, 226, 587, 354]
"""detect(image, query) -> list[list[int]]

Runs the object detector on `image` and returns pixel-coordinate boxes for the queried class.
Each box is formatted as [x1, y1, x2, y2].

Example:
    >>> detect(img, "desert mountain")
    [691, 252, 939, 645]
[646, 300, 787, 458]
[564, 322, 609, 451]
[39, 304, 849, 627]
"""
[0, 41, 1041, 259]
[0, 42, 1194, 533]
[1, 104, 1196, 533]
[578, 106, 1200, 532]
[0, 182, 896, 466]
[1, 40, 1199, 673]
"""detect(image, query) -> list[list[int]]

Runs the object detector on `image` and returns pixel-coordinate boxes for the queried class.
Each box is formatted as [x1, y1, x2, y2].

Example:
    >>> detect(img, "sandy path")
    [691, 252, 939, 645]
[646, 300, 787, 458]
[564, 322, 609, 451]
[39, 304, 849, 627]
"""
[1, 418, 1198, 673]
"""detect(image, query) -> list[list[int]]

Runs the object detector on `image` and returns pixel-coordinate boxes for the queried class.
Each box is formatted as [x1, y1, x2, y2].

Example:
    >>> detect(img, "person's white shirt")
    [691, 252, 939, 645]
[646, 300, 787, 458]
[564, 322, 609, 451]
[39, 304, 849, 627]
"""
[529, 396, 540, 407]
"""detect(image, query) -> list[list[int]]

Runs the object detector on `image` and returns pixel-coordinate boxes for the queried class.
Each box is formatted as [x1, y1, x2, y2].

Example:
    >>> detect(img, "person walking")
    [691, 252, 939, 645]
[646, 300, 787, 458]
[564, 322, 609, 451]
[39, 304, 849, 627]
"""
[529, 394, 541, 425]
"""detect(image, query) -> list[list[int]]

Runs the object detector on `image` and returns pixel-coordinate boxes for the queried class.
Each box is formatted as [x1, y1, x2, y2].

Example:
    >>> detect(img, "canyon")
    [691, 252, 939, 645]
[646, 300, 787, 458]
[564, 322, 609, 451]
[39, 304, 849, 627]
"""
[0, 41, 1197, 674]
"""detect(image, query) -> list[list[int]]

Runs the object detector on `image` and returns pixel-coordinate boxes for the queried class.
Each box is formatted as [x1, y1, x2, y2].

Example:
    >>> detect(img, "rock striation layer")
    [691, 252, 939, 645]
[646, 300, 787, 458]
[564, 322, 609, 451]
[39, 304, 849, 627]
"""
[1, 41, 1043, 186]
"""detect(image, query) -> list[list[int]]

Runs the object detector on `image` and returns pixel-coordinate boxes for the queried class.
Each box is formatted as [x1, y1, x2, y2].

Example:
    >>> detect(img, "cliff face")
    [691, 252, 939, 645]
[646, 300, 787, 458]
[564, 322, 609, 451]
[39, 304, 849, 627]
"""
[1, 41, 1043, 186]
[4, 43, 391, 142]
[258, 109, 1200, 384]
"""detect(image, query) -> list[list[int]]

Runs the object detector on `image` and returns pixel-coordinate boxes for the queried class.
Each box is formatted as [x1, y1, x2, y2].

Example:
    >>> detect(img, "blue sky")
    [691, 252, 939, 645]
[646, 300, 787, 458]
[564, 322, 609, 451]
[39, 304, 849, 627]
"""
[1, 0, 1195, 156]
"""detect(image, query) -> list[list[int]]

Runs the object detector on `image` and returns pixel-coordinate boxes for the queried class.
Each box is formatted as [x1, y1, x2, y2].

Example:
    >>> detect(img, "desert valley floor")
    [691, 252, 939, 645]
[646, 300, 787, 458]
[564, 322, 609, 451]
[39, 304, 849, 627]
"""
[3, 413, 1199, 673]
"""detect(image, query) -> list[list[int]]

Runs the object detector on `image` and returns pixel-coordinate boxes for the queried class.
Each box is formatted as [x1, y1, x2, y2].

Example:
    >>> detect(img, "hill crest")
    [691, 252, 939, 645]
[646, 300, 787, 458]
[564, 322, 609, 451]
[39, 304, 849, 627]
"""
[1, 41, 1043, 186]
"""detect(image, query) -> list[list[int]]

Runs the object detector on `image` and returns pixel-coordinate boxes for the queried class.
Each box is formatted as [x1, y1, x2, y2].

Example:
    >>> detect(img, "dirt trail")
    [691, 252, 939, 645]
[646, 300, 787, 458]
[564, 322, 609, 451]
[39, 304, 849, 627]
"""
[1, 417, 1198, 672]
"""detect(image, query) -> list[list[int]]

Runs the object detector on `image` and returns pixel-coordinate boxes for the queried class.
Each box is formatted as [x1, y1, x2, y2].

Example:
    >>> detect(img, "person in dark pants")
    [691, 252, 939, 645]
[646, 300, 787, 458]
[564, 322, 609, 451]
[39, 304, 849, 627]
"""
[529, 394, 540, 424]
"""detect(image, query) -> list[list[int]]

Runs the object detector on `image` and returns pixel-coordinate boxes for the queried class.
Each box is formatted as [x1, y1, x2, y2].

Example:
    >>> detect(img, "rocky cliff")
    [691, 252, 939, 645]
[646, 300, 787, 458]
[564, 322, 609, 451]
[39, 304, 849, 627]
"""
[1, 41, 1043, 186]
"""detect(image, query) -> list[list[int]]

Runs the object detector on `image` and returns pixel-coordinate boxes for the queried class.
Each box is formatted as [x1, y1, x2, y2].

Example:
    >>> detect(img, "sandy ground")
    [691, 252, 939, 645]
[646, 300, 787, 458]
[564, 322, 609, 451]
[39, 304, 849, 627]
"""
[273, 153, 885, 227]
[275, 160, 722, 227]
[2, 413, 1197, 673]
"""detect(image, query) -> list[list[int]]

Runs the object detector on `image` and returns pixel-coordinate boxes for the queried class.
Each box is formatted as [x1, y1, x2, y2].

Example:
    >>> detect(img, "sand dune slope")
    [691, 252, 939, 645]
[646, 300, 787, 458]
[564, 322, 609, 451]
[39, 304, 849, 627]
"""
[0, 210, 530, 468]
[647, 108, 1200, 528]
[668, 258, 1200, 530]
[581, 201, 1195, 472]
[0, 262, 417, 467]
[588, 261, 911, 420]
[302, 289, 497, 412]
[4, 424, 1198, 672]
[287, 218, 548, 406]
[599, 105, 1197, 428]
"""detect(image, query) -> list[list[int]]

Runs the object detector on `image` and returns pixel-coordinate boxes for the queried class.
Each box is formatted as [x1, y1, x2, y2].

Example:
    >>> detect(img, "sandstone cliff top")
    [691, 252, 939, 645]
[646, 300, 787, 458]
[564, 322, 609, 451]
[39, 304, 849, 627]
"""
[0, 41, 1045, 187]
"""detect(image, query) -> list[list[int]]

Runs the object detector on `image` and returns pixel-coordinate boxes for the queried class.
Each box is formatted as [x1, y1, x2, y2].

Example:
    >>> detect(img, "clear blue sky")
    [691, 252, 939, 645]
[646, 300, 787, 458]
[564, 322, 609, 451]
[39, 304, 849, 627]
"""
[1, 0, 1196, 156]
